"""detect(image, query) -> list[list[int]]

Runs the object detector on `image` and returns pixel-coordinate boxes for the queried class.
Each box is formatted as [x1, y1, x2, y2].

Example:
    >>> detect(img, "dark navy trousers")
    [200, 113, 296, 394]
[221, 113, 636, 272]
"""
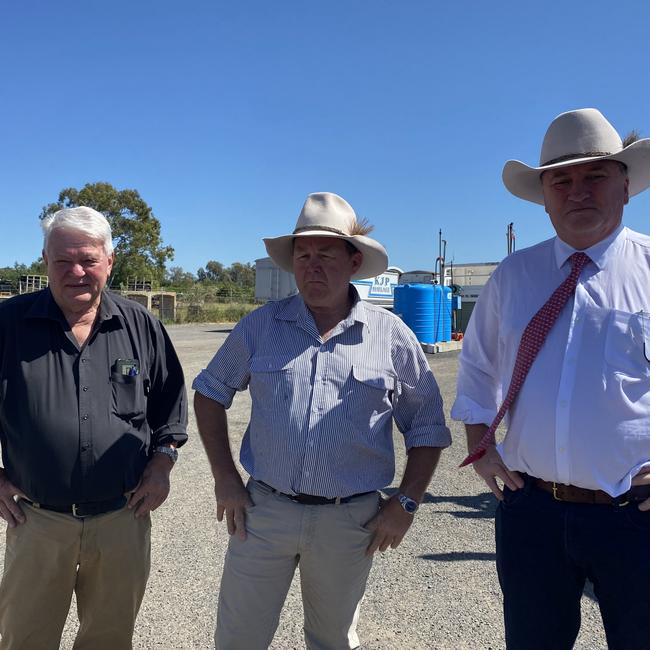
[496, 480, 650, 650]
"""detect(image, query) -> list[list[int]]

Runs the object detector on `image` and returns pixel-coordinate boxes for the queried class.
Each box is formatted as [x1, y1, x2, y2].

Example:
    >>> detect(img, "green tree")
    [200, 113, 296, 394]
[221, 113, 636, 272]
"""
[227, 262, 255, 287]
[164, 266, 196, 290]
[40, 182, 174, 287]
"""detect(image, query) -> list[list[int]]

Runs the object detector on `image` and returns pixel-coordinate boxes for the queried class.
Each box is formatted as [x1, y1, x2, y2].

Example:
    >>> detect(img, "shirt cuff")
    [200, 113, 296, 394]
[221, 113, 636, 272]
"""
[151, 424, 188, 448]
[404, 425, 452, 450]
[192, 371, 236, 408]
[450, 395, 497, 425]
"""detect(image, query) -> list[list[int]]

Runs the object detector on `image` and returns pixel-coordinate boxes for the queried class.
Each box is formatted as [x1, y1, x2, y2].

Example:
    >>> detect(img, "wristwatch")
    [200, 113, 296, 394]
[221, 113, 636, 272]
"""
[397, 493, 419, 514]
[154, 445, 178, 463]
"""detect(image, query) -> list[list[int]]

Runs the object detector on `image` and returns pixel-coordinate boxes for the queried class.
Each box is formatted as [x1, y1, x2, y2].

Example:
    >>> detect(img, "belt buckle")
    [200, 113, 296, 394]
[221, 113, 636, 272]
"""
[552, 483, 562, 501]
[72, 504, 87, 518]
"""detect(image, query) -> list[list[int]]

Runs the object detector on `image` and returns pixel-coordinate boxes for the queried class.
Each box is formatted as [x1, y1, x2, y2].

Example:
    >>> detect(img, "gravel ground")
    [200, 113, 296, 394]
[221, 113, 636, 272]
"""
[1, 323, 608, 649]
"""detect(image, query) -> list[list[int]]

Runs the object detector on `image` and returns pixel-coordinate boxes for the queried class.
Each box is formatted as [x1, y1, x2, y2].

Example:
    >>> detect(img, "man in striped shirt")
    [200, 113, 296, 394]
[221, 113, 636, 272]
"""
[194, 192, 451, 650]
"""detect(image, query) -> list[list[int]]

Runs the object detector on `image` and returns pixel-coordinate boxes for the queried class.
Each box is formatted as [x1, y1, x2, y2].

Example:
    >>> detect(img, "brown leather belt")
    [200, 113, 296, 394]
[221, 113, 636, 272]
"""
[534, 478, 650, 506]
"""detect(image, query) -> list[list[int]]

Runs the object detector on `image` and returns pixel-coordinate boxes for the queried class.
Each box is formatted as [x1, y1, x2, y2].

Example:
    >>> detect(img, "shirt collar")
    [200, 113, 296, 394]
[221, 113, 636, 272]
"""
[24, 287, 122, 325]
[553, 223, 626, 271]
[275, 284, 369, 331]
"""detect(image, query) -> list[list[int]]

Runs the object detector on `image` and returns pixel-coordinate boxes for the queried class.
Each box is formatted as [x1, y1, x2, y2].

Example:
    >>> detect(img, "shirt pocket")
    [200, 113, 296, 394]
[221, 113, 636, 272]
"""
[604, 310, 650, 380]
[110, 371, 147, 426]
[343, 365, 395, 434]
[249, 356, 295, 411]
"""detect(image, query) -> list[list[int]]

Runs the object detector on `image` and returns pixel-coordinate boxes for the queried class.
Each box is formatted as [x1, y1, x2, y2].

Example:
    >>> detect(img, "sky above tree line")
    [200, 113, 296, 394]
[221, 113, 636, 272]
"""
[2, 1, 650, 273]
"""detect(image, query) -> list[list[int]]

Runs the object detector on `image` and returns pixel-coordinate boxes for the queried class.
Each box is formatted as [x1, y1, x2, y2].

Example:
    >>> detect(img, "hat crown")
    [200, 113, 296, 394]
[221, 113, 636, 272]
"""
[294, 192, 357, 235]
[540, 108, 623, 166]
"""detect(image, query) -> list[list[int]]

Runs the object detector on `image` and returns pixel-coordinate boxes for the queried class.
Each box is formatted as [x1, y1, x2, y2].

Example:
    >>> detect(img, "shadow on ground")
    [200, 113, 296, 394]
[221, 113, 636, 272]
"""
[384, 488, 497, 519]
[419, 551, 496, 562]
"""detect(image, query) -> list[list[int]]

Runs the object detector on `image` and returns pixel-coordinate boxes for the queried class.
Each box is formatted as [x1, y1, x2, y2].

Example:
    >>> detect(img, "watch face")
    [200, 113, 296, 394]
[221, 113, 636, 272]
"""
[404, 500, 417, 513]
[399, 495, 418, 513]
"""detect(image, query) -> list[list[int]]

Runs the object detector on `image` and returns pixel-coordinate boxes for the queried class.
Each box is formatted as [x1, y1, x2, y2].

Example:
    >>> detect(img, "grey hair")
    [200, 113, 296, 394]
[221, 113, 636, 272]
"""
[42, 207, 113, 255]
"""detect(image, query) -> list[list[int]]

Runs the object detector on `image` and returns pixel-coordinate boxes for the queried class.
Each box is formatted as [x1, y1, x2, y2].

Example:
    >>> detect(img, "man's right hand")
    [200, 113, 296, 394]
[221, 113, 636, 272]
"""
[472, 444, 524, 500]
[0, 469, 26, 528]
[214, 475, 253, 541]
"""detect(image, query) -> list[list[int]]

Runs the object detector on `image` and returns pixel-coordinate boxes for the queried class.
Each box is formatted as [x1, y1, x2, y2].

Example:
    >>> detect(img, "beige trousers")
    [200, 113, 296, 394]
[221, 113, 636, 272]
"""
[0, 502, 151, 650]
[216, 480, 380, 650]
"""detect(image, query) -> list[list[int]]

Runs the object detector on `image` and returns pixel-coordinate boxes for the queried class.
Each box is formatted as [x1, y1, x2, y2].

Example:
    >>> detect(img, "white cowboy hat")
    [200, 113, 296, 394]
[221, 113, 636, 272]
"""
[263, 192, 389, 280]
[503, 108, 650, 205]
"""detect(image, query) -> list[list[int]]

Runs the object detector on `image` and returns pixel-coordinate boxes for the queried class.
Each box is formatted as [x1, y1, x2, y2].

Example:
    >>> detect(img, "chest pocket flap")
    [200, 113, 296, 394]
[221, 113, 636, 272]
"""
[250, 356, 296, 374]
[351, 365, 396, 392]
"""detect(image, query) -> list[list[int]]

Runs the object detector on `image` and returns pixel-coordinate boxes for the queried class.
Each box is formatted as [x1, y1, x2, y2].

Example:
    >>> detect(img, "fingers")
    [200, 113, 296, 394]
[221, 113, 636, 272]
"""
[224, 506, 247, 540]
[0, 498, 25, 528]
[128, 479, 169, 517]
[366, 531, 384, 555]
[638, 497, 650, 512]
[631, 471, 650, 486]
[134, 491, 166, 518]
[501, 469, 524, 492]
[473, 447, 523, 498]
[233, 508, 247, 541]
[484, 476, 504, 501]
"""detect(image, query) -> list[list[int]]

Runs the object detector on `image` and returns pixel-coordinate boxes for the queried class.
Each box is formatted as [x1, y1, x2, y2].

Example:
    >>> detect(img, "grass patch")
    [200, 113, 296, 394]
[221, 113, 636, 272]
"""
[174, 302, 258, 324]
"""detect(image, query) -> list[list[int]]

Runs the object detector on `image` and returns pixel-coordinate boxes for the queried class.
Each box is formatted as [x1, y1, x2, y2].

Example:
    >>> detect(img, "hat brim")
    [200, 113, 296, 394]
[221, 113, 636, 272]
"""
[503, 138, 650, 205]
[263, 230, 389, 280]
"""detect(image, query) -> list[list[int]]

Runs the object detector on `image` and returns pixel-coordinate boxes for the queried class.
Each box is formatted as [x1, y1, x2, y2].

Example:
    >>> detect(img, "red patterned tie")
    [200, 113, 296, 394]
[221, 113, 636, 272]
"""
[460, 252, 591, 467]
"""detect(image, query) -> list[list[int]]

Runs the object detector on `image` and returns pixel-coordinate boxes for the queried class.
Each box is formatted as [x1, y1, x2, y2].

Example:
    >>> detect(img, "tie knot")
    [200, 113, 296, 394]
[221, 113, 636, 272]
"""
[569, 251, 591, 273]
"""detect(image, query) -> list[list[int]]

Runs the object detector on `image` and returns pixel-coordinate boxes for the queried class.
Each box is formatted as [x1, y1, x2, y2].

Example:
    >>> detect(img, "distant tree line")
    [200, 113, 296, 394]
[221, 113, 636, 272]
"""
[0, 181, 257, 302]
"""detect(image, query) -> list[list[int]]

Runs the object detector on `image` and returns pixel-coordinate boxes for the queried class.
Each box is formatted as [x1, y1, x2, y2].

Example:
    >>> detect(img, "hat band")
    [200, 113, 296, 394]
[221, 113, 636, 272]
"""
[293, 225, 349, 236]
[541, 151, 613, 167]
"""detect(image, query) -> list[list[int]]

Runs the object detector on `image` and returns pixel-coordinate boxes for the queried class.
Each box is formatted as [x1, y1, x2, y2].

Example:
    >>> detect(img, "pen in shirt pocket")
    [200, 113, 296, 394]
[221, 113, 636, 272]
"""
[114, 359, 140, 377]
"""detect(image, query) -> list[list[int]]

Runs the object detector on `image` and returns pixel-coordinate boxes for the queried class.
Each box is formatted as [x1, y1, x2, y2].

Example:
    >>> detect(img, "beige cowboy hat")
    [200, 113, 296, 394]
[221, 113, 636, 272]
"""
[263, 192, 389, 280]
[502, 108, 650, 205]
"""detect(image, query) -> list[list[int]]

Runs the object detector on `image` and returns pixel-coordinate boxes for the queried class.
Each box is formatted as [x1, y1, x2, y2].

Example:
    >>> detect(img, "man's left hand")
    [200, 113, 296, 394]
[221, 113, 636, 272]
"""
[364, 496, 415, 556]
[631, 469, 650, 512]
[127, 453, 173, 517]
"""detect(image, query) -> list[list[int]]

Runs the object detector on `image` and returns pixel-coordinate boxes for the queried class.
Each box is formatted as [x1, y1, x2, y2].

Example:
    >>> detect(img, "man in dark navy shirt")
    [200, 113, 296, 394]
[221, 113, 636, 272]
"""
[0, 207, 187, 649]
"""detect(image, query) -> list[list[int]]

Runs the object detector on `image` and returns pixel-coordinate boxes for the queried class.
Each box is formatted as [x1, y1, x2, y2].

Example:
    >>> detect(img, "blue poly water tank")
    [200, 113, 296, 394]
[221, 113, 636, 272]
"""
[393, 284, 435, 344]
[440, 286, 452, 342]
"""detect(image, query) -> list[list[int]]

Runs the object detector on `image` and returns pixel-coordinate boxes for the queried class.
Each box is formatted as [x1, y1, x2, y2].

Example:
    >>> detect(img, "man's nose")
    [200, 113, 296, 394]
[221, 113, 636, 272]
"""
[567, 180, 590, 202]
[70, 264, 85, 276]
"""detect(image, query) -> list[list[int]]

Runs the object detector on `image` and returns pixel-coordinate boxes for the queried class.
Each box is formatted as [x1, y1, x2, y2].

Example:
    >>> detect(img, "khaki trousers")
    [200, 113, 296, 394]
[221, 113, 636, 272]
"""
[0, 502, 151, 650]
[216, 480, 380, 650]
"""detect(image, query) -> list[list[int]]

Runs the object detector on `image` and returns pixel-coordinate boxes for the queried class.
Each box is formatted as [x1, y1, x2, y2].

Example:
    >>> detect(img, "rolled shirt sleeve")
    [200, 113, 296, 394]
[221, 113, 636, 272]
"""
[392, 320, 452, 449]
[146, 320, 189, 446]
[451, 267, 503, 426]
[192, 321, 252, 408]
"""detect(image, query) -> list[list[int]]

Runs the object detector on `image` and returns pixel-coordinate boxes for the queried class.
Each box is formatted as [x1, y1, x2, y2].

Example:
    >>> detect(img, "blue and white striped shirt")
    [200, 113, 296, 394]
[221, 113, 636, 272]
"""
[193, 288, 451, 498]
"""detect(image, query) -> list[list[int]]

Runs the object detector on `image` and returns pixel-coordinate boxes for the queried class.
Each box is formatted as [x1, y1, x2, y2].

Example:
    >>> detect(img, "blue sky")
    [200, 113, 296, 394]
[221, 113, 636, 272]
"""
[2, 1, 650, 273]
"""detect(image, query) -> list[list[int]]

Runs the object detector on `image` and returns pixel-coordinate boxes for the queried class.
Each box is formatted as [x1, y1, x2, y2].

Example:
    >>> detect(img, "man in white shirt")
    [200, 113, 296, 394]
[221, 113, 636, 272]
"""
[452, 108, 650, 649]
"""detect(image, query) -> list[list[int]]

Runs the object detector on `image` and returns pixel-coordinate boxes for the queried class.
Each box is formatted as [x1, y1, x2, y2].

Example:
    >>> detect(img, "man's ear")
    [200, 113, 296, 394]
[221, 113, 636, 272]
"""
[351, 251, 363, 274]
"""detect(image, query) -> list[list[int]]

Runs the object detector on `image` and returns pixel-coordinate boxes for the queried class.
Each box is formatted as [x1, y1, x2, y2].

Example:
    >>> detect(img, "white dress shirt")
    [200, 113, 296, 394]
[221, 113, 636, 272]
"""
[451, 225, 650, 496]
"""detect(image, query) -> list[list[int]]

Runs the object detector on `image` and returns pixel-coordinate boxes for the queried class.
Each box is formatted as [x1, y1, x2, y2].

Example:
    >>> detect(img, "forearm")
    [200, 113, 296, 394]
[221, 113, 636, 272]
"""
[193, 392, 241, 482]
[398, 446, 442, 502]
[465, 423, 489, 452]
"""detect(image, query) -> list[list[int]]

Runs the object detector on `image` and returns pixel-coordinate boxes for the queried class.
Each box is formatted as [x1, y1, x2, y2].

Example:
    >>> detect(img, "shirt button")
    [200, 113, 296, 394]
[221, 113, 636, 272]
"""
[559, 400, 567, 408]
[559, 446, 566, 453]
[81, 414, 88, 421]
[304, 471, 311, 477]
[82, 386, 88, 392]
[81, 358, 87, 363]
[81, 444, 89, 451]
